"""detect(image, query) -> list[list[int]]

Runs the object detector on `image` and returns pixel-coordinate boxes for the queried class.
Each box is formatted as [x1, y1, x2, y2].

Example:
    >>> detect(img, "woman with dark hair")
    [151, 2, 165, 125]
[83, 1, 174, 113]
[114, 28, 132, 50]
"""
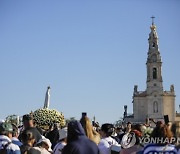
[98, 123, 120, 154]
[20, 131, 35, 154]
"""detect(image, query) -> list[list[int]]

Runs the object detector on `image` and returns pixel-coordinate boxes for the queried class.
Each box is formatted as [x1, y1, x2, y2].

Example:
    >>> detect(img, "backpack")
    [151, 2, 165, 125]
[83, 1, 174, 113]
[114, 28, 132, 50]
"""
[0, 142, 11, 154]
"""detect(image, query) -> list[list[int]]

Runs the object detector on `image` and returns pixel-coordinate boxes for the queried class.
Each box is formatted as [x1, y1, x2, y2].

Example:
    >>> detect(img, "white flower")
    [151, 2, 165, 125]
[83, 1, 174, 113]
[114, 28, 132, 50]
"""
[33, 108, 65, 129]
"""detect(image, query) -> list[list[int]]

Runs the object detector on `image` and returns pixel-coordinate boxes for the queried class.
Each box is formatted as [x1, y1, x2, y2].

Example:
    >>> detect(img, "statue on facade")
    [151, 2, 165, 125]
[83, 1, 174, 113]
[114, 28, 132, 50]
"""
[170, 84, 174, 92]
[123, 105, 127, 118]
[134, 85, 138, 95]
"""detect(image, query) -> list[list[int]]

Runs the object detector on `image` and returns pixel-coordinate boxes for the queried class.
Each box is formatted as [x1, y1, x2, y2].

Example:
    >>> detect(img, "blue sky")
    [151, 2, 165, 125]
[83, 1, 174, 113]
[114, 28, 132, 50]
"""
[0, 0, 180, 124]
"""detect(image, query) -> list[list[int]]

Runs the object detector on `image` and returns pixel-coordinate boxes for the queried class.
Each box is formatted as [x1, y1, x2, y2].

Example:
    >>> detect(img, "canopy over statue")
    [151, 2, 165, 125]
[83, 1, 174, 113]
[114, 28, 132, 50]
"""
[44, 86, 50, 108]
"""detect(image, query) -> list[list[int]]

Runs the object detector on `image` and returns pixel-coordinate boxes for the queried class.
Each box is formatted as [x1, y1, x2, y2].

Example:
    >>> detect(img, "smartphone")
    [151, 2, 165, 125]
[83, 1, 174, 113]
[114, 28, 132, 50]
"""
[164, 115, 169, 124]
[82, 112, 87, 117]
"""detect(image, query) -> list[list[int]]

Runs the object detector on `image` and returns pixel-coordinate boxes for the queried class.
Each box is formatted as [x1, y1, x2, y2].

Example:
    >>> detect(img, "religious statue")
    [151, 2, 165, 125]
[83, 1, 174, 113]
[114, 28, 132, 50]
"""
[44, 86, 51, 108]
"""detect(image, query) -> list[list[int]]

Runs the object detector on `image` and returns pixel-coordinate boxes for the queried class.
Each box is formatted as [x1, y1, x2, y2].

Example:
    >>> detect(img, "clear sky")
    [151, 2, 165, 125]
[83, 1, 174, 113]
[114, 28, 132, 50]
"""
[0, 0, 180, 125]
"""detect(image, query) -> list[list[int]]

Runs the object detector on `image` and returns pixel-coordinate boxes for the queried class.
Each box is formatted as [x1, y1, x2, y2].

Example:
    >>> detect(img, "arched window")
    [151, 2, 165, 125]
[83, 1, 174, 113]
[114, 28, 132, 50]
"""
[153, 101, 158, 113]
[153, 68, 157, 79]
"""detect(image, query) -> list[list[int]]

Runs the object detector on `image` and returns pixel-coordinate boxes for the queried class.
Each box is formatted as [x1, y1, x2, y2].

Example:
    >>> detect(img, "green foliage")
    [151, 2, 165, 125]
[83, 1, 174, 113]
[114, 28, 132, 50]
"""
[5, 114, 20, 126]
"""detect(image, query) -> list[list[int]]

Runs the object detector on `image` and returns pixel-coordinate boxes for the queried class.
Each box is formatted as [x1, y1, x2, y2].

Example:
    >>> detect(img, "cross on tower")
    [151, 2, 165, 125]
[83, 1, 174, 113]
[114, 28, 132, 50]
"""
[151, 16, 155, 25]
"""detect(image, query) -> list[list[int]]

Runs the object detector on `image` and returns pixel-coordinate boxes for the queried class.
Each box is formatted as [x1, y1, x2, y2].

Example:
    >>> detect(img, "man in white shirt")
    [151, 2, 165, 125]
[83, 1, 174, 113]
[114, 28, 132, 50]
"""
[98, 123, 121, 154]
[53, 127, 67, 154]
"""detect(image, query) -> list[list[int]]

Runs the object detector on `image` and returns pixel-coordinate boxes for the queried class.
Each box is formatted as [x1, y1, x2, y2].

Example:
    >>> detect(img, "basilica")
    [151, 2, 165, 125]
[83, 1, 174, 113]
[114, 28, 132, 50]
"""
[124, 19, 180, 123]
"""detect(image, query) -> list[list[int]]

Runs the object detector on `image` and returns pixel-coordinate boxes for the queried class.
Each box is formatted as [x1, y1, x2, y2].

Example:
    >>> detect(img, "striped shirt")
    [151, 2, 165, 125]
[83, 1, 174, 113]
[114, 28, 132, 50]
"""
[142, 143, 177, 154]
[0, 135, 21, 154]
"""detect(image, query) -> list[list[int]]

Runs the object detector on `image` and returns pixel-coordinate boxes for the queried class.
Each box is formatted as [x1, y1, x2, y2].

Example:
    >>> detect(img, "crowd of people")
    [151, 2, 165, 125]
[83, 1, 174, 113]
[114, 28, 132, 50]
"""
[1, 113, 180, 154]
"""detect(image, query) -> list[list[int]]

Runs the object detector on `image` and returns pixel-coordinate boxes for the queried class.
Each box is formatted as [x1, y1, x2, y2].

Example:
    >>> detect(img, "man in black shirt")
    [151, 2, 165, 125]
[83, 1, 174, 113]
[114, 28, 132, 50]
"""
[19, 114, 42, 145]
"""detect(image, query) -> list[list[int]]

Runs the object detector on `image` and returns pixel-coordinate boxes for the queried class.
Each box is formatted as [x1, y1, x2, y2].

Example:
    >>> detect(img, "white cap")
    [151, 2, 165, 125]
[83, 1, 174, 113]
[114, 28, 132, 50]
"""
[59, 127, 67, 140]
[38, 136, 52, 152]
[0, 119, 5, 124]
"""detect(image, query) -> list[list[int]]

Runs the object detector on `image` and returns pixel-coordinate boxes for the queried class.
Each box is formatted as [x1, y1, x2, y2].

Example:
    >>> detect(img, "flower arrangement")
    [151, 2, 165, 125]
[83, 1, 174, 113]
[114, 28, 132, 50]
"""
[33, 108, 65, 129]
[141, 125, 153, 137]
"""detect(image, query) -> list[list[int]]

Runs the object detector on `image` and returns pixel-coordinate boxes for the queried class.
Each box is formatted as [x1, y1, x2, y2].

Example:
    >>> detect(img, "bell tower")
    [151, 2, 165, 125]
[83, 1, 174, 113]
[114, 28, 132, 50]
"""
[146, 16, 163, 95]
[125, 17, 176, 123]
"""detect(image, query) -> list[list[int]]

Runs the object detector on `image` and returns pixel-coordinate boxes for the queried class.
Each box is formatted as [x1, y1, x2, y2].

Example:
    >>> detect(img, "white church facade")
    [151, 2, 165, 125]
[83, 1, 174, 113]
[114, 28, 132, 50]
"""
[124, 19, 180, 123]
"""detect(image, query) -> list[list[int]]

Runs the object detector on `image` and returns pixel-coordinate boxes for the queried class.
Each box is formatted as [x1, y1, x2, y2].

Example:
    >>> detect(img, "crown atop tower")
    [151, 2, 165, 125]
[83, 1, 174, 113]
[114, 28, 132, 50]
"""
[151, 16, 155, 25]
[150, 16, 156, 31]
[148, 16, 159, 54]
